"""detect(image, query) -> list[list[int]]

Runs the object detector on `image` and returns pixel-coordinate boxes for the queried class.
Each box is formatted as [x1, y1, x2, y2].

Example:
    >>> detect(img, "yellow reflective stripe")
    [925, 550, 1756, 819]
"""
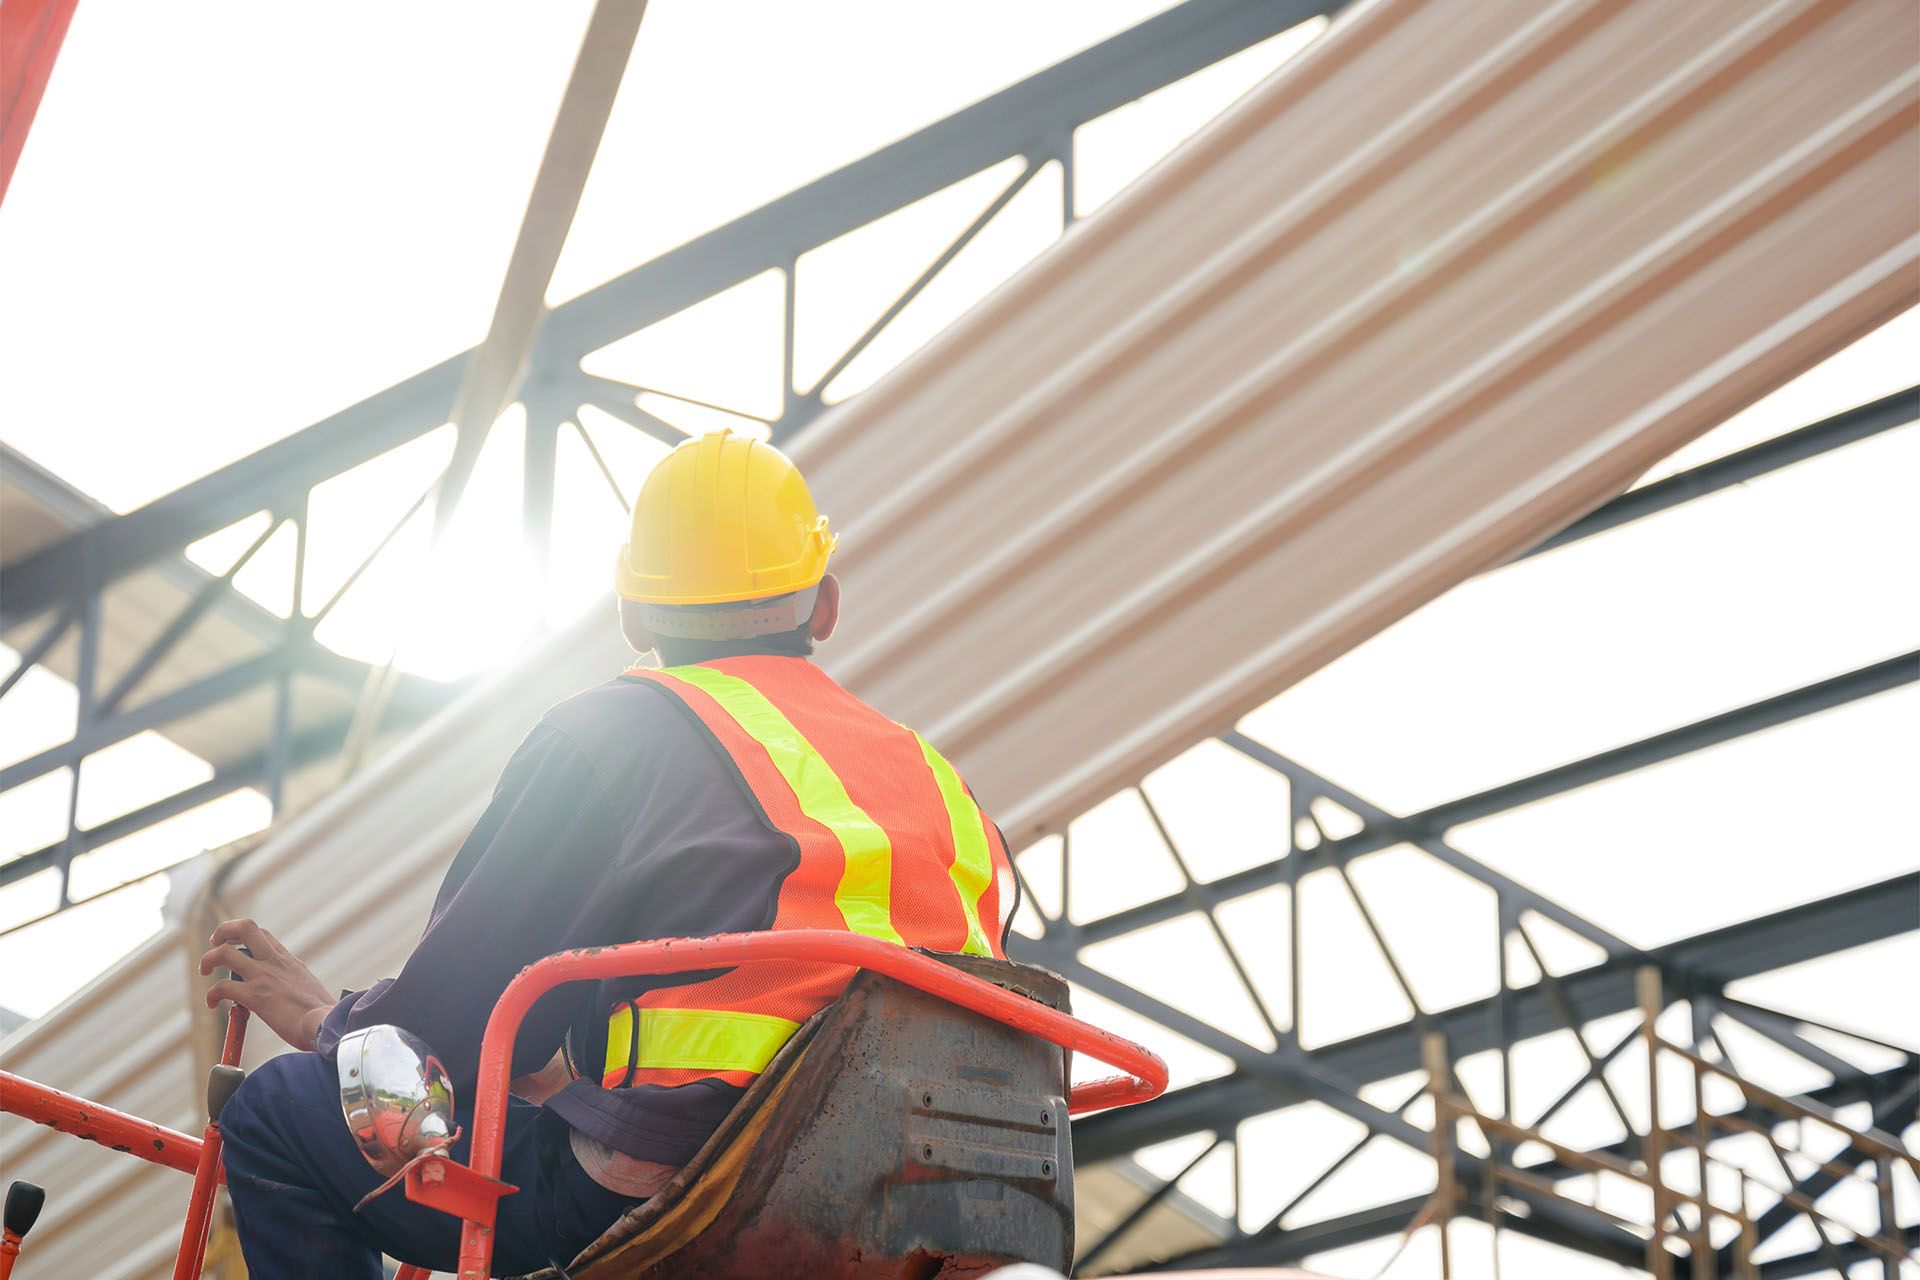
[604, 1002, 634, 1083]
[660, 664, 903, 945]
[607, 1005, 801, 1076]
[915, 734, 995, 957]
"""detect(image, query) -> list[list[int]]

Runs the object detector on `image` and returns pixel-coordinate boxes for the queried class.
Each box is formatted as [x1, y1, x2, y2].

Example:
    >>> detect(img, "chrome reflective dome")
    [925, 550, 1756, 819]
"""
[336, 1025, 456, 1176]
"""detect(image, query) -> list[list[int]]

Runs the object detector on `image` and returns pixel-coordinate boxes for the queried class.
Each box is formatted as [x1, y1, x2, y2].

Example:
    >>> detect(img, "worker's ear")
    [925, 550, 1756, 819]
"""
[618, 597, 657, 657]
[809, 574, 841, 643]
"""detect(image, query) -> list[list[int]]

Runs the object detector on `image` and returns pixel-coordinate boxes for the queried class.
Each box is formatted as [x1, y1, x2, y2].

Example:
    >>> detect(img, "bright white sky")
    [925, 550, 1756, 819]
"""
[0, 5, 1915, 1276]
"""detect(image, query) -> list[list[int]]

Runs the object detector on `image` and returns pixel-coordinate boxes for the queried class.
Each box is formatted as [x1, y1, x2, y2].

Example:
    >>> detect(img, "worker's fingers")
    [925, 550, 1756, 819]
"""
[209, 917, 268, 953]
[204, 979, 246, 1010]
[198, 942, 259, 979]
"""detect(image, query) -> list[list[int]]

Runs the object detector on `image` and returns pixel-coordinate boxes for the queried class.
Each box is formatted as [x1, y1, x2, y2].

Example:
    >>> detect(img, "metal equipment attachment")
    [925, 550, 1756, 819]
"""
[336, 1024, 459, 1176]
[1, 1184, 44, 1241]
[0, 1182, 46, 1280]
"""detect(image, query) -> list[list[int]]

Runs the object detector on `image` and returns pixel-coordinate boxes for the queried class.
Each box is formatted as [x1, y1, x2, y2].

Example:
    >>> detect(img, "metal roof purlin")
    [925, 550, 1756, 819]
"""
[0, 0, 1346, 630]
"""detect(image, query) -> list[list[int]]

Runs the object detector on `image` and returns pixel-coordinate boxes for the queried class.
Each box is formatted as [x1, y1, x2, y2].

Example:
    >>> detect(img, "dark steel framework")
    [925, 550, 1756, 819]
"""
[1036, 384, 1920, 1273]
[1039, 385, 1920, 1275]
[0, 1, 1915, 1273]
[0, 0, 1348, 929]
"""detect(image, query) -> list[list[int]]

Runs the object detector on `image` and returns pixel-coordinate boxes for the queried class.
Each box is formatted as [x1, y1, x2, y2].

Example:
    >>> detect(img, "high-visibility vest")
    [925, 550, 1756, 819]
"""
[598, 655, 1016, 1091]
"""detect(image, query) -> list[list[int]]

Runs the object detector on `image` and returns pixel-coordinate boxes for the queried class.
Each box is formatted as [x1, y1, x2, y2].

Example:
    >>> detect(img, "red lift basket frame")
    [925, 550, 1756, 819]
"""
[0, 929, 1168, 1280]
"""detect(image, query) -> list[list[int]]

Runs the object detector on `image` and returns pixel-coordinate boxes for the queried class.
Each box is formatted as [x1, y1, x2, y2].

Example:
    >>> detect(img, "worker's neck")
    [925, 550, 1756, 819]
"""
[652, 642, 815, 668]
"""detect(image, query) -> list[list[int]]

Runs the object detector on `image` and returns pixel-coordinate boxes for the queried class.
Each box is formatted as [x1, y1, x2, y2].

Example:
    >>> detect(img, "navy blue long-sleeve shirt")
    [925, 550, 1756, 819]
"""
[314, 671, 817, 1163]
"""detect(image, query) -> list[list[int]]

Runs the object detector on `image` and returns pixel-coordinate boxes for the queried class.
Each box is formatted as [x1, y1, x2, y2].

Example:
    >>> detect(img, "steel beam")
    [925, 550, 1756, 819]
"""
[0, 0, 1344, 628]
[532, 0, 1343, 365]
[1136, 1199, 1916, 1278]
[0, 649, 303, 792]
[1520, 1062, 1914, 1180]
[0, 363, 457, 630]
[1070, 653, 1918, 948]
[1143, 1186, 1646, 1273]
[435, 0, 648, 535]
[0, 442, 290, 648]
[1131, 1064, 1916, 1273]
[1136, 1194, 1430, 1271]
[0, 715, 356, 900]
[1723, 1052, 1920, 1268]
[1069, 873, 1920, 1162]
[1400, 651, 1920, 840]
[1522, 383, 1919, 558]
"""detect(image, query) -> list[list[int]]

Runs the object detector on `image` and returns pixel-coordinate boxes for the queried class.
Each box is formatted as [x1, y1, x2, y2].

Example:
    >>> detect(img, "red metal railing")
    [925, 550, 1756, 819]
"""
[0, 1005, 247, 1278]
[426, 931, 1169, 1279]
[0, 932, 1167, 1280]
[0, 1074, 206, 1175]
[171, 1007, 248, 1280]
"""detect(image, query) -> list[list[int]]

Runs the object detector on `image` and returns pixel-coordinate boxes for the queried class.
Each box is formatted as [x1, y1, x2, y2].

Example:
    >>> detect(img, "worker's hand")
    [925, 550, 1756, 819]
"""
[199, 919, 337, 1053]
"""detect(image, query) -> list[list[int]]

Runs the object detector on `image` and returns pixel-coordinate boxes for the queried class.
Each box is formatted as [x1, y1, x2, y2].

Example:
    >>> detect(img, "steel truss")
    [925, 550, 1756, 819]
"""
[0, 0, 1346, 931]
[0, 0, 1913, 1270]
[1019, 387, 1920, 1272]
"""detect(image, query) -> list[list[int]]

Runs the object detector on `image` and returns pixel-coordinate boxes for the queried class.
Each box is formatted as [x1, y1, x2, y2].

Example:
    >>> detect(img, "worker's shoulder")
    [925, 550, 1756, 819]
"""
[534, 674, 701, 755]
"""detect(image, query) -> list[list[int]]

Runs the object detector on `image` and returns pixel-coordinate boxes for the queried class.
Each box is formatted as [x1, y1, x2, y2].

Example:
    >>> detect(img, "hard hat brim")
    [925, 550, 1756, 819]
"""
[612, 528, 837, 606]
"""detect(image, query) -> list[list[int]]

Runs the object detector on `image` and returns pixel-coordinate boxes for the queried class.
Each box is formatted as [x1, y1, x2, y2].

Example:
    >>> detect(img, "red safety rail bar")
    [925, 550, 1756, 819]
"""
[0, 1005, 245, 1279]
[0, 932, 1166, 1279]
[415, 930, 1169, 1280]
[0, 1072, 205, 1175]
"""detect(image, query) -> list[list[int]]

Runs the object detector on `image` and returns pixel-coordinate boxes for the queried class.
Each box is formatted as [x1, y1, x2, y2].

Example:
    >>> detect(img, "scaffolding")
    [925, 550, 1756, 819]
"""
[1424, 968, 1916, 1280]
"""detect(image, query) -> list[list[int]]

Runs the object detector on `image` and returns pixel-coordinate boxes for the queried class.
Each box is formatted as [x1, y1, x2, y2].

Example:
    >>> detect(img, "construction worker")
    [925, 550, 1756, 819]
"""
[199, 429, 1020, 1279]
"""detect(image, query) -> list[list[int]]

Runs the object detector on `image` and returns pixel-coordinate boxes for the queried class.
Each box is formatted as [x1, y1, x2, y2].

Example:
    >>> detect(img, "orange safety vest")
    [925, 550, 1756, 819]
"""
[597, 655, 1015, 1091]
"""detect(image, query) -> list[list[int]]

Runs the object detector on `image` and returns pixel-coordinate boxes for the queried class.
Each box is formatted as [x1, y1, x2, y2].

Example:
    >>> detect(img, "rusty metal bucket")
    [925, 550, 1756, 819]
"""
[531, 953, 1074, 1280]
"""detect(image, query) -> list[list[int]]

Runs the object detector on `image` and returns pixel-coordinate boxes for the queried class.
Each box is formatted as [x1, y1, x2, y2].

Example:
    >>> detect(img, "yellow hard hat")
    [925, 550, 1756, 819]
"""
[614, 429, 837, 606]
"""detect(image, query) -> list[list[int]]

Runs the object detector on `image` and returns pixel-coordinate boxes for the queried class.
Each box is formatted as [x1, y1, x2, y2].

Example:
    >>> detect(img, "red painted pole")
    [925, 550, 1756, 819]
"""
[0, 933, 1167, 1279]
[171, 1005, 249, 1280]
[0, 0, 82, 205]
[171, 1124, 227, 1280]
[449, 930, 1170, 1279]
[0, 1070, 204, 1174]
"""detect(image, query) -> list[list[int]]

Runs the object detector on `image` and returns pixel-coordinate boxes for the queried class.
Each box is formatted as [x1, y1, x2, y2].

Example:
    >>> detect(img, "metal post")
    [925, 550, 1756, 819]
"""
[1423, 1032, 1455, 1280]
[1875, 1153, 1898, 1280]
[780, 259, 798, 419]
[521, 415, 558, 606]
[269, 506, 306, 813]
[1691, 1039, 1713, 1280]
[1639, 966, 1674, 1280]
[1491, 906, 1516, 1280]
[58, 593, 101, 905]
[1055, 127, 1077, 225]
[173, 1006, 248, 1280]
[1737, 1171, 1758, 1280]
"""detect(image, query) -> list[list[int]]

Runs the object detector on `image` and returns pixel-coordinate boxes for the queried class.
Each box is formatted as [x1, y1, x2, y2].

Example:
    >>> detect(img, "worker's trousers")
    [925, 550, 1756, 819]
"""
[219, 1049, 643, 1279]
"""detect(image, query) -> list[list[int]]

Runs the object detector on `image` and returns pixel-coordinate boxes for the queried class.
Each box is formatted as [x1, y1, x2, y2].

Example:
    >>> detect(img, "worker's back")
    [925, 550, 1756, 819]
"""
[512, 651, 1019, 1175]
[600, 654, 1017, 1092]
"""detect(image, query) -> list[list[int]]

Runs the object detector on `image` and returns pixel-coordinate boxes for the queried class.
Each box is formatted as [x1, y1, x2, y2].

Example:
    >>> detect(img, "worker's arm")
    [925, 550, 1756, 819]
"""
[204, 719, 639, 1090]
[321, 721, 641, 1089]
